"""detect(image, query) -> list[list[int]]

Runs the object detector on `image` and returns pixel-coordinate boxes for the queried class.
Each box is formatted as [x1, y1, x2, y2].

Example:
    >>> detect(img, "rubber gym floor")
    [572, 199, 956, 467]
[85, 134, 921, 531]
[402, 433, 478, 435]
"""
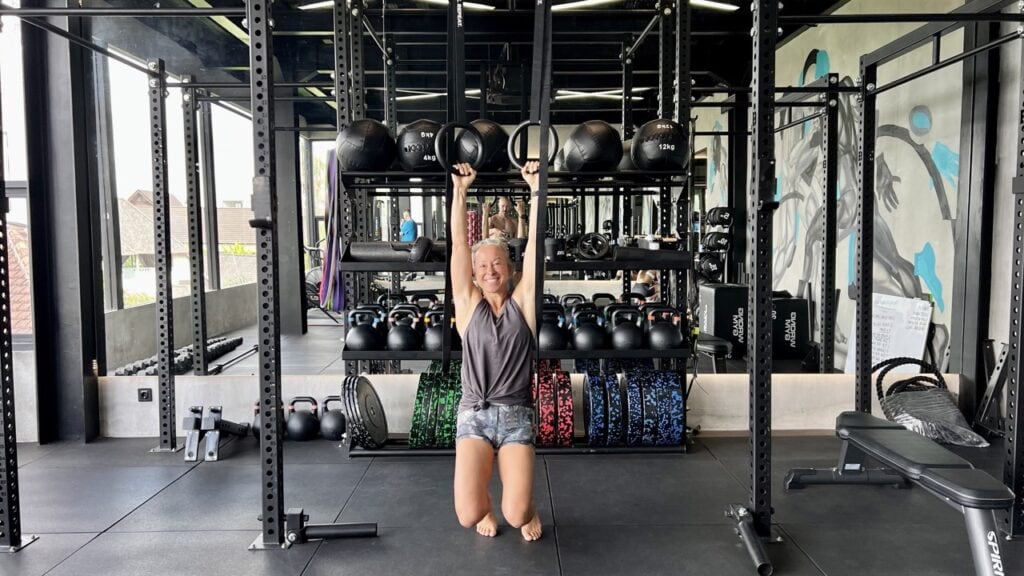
[4, 432, 1021, 576]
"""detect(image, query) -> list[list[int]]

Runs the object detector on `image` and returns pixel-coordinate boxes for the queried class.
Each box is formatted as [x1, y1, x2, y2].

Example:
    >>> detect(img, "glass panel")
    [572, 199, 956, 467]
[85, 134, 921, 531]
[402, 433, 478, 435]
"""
[211, 103, 256, 288]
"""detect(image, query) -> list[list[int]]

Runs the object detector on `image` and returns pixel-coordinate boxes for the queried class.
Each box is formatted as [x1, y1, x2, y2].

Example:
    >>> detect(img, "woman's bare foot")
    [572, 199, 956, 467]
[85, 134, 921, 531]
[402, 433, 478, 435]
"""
[520, 513, 543, 541]
[476, 512, 498, 537]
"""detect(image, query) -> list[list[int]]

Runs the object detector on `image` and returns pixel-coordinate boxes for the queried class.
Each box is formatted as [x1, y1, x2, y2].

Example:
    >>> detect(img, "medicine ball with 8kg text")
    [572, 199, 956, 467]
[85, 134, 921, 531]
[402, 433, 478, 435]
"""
[397, 119, 442, 171]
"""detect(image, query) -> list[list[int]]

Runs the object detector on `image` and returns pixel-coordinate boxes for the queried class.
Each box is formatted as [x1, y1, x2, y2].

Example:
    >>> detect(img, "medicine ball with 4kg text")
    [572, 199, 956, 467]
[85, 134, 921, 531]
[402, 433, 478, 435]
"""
[397, 119, 442, 172]
[562, 120, 623, 172]
[631, 119, 688, 171]
[457, 119, 510, 171]
[336, 118, 397, 172]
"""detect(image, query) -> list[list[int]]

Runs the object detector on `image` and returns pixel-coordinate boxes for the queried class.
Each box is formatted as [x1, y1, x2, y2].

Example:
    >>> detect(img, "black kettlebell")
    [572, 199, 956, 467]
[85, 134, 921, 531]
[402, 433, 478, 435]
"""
[543, 293, 559, 304]
[602, 303, 628, 334]
[592, 292, 617, 308]
[423, 309, 448, 351]
[610, 307, 644, 350]
[346, 310, 383, 351]
[286, 397, 320, 441]
[387, 309, 422, 350]
[358, 303, 389, 339]
[572, 309, 607, 351]
[646, 306, 684, 350]
[319, 396, 348, 441]
[412, 294, 438, 310]
[560, 293, 587, 315]
[539, 310, 568, 350]
[377, 294, 406, 309]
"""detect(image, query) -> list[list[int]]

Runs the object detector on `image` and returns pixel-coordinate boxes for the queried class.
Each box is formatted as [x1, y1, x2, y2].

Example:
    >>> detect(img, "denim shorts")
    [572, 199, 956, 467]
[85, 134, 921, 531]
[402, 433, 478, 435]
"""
[456, 404, 536, 448]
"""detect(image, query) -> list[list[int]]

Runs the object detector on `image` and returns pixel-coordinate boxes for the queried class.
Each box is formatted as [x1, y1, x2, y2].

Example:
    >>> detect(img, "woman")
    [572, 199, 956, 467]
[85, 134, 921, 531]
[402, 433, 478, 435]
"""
[450, 160, 543, 541]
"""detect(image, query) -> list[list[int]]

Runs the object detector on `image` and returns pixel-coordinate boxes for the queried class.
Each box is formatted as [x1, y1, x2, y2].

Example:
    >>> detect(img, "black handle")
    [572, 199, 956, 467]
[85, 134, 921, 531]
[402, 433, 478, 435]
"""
[507, 120, 560, 170]
[322, 396, 344, 411]
[289, 396, 319, 415]
[435, 122, 484, 172]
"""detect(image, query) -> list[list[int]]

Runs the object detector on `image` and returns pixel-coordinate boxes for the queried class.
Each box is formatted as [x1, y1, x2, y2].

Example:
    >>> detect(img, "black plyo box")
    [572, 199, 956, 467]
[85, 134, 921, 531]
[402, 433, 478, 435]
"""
[698, 283, 748, 358]
[772, 298, 811, 359]
[699, 285, 812, 360]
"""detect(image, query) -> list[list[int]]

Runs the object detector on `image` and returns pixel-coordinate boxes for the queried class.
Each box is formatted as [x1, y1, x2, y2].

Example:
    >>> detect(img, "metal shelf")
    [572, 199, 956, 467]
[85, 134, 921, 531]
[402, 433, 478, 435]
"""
[338, 261, 446, 272]
[347, 442, 687, 457]
[546, 258, 692, 271]
[341, 349, 462, 361]
[339, 170, 686, 194]
[539, 348, 690, 359]
[340, 348, 688, 361]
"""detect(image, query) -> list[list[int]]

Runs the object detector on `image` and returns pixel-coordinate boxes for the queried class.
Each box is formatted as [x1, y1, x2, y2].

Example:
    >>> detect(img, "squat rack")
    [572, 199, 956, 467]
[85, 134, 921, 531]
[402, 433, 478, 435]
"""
[730, 1, 1024, 573]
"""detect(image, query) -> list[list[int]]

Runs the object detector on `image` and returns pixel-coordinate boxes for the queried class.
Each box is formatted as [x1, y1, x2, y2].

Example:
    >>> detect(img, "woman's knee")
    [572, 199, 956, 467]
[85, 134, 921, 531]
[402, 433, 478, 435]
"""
[501, 501, 533, 528]
[455, 500, 489, 528]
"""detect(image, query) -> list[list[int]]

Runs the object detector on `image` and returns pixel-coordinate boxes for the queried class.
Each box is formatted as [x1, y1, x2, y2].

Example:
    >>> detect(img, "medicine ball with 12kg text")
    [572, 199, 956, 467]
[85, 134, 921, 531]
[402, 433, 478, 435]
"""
[631, 118, 688, 171]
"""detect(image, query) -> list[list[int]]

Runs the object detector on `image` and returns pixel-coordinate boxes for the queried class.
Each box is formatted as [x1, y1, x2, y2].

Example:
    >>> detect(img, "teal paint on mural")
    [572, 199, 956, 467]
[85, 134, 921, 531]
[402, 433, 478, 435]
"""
[775, 179, 782, 202]
[914, 242, 945, 312]
[848, 231, 857, 285]
[911, 110, 932, 133]
[816, 50, 831, 79]
[931, 142, 959, 189]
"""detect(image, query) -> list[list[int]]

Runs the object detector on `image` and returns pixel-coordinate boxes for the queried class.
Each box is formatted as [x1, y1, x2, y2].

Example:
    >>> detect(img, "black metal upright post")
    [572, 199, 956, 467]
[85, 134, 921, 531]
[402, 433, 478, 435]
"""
[728, 2, 778, 573]
[855, 62, 878, 411]
[245, 0, 284, 549]
[621, 39, 636, 296]
[672, 0, 690, 312]
[199, 100, 221, 291]
[819, 74, 840, 373]
[1002, 2, 1024, 539]
[350, 0, 371, 316]
[0, 54, 35, 554]
[384, 35, 397, 135]
[148, 59, 178, 453]
[182, 78, 208, 375]
[727, 92, 749, 284]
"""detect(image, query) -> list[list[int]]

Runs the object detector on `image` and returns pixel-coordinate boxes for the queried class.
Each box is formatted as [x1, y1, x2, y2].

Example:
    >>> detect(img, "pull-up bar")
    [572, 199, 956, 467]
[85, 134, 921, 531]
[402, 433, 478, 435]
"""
[870, 29, 1021, 96]
[780, 12, 1024, 24]
[0, 7, 245, 16]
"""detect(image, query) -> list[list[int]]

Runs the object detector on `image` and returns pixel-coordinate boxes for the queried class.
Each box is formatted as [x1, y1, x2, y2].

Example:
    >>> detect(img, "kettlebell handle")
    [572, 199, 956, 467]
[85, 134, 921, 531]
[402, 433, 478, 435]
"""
[542, 310, 566, 328]
[288, 396, 319, 415]
[646, 306, 680, 327]
[321, 396, 344, 411]
[611, 308, 643, 328]
[347, 310, 380, 326]
[572, 309, 604, 326]
[389, 309, 420, 327]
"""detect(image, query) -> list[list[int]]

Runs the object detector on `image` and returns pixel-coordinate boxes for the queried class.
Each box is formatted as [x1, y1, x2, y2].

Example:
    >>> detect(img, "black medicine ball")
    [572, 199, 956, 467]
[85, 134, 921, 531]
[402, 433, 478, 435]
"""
[336, 119, 397, 172]
[554, 147, 566, 172]
[397, 119, 442, 172]
[456, 119, 510, 171]
[631, 119, 688, 171]
[562, 120, 623, 172]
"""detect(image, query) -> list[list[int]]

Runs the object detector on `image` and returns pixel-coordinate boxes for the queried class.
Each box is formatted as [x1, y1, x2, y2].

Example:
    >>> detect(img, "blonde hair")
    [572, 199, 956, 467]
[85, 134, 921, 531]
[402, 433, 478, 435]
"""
[471, 237, 511, 265]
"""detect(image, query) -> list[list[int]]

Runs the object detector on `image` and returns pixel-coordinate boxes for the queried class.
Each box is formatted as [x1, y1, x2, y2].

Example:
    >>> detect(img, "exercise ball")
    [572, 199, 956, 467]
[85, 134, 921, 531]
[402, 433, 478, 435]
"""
[396, 119, 441, 172]
[619, 139, 636, 171]
[562, 120, 623, 172]
[456, 119, 510, 171]
[631, 119, 688, 171]
[336, 118, 397, 172]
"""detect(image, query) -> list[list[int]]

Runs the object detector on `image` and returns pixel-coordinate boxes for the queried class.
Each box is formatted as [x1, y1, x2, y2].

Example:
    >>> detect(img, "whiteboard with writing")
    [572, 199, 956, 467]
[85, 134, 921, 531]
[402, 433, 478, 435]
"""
[844, 293, 933, 374]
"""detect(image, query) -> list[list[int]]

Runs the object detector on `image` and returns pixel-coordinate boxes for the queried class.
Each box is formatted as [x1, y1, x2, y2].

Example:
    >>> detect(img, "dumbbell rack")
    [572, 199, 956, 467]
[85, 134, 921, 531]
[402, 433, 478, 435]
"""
[337, 169, 695, 456]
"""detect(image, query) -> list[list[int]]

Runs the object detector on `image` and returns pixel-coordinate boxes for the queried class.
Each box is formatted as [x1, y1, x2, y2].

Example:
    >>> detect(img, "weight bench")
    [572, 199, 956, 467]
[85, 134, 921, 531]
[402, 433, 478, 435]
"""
[696, 333, 732, 373]
[786, 411, 1014, 576]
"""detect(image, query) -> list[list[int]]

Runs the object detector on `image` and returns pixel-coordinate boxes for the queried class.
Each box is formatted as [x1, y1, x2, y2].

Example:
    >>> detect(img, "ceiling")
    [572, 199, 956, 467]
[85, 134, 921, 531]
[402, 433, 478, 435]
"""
[92, 0, 841, 128]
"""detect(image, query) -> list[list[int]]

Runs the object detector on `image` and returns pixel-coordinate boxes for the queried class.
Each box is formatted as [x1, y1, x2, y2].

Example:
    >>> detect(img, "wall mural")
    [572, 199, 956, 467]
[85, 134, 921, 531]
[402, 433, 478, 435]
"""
[771, 48, 959, 368]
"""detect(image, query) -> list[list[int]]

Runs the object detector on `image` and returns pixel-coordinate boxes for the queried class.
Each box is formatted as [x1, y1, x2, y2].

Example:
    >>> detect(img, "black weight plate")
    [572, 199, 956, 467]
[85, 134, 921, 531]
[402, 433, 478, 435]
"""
[354, 376, 388, 448]
[624, 371, 644, 447]
[604, 373, 624, 446]
[639, 371, 659, 446]
[342, 375, 358, 449]
[585, 373, 607, 446]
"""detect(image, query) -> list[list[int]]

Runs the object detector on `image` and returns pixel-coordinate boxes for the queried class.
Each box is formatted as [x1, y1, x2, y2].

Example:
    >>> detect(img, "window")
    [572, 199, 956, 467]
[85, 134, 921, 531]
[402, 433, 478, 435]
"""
[211, 103, 257, 288]
[3, 6, 34, 337]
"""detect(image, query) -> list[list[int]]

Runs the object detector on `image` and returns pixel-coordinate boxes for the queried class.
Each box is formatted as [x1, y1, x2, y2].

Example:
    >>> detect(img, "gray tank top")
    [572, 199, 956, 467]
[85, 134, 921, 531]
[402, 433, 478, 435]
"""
[459, 298, 535, 412]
